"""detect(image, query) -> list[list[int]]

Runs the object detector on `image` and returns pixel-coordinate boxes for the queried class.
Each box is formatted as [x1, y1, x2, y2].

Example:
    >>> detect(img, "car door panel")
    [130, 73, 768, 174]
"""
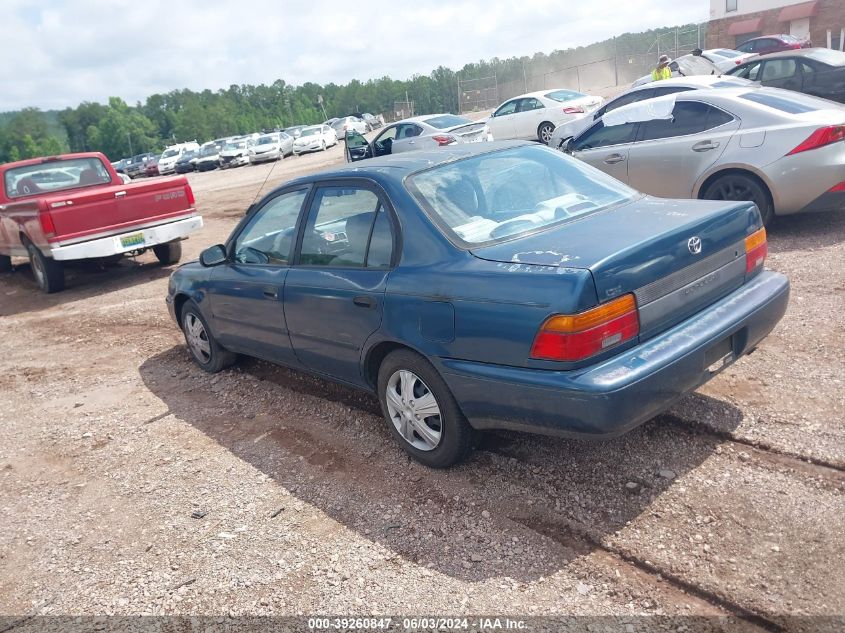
[570, 120, 638, 184]
[627, 102, 739, 199]
[488, 100, 519, 140]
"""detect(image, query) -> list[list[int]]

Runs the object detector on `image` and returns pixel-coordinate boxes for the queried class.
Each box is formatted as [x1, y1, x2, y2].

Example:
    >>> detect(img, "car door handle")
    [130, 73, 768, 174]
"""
[262, 288, 278, 299]
[603, 153, 625, 164]
[353, 295, 374, 308]
[114, 191, 127, 198]
[692, 141, 720, 152]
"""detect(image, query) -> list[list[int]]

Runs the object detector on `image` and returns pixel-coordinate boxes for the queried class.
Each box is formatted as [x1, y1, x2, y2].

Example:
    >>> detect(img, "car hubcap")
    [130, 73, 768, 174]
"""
[541, 126, 553, 143]
[712, 179, 754, 203]
[184, 313, 211, 364]
[385, 370, 442, 451]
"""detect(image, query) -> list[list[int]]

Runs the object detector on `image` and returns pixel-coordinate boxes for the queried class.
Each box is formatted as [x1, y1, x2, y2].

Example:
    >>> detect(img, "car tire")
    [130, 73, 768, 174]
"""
[153, 240, 182, 265]
[321, 141, 326, 151]
[702, 173, 774, 226]
[180, 300, 237, 373]
[377, 349, 474, 468]
[0, 254, 12, 273]
[538, 122, 555, 144]
[26, 242, 64, 293]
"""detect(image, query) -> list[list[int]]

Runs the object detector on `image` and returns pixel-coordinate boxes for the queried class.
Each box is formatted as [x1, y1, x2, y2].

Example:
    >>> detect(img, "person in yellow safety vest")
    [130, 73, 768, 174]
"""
[652, 55, 672, 81]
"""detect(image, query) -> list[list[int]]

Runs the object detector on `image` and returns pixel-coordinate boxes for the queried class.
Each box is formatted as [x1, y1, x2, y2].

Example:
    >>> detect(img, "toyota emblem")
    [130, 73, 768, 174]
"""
[687, 236, 702, 255]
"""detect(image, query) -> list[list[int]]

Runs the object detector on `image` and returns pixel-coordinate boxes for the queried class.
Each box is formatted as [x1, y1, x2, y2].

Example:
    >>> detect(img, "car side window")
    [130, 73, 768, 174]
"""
[234, 189, 308, 265]
[298, 187, 393, 268]
[596, 89, 653, 118]
[493, 100, 518, 117]
[571, 120, 638, 151]
[735, 61, 762, 80]
[637, 102, 732, 142]
[800, 61, 816, 77]
[519, 97, 544, 112]
[761, 59, 797, 81]
[652, 86, 695, 98]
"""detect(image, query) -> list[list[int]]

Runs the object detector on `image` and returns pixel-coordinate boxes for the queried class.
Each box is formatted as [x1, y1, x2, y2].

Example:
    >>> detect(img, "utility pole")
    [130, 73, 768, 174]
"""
[127, 131, 133, 156]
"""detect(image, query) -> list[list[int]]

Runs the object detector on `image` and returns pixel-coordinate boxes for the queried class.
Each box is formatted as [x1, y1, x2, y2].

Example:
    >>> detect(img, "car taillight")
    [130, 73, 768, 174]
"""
[829, 181, 845, 192]
[186, 184, 196, 206]
[431, 134, 457, 146]
[563, 106, 584, 114]
[787, 125, 845, 155]
[745, 227, 767, 274]
[530, 294, 639, 362]
[39, 211, 56, 238]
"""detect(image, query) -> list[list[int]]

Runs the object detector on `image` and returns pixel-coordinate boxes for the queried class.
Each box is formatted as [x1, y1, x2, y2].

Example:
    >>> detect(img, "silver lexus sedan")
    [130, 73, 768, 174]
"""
[561, 87, 845, 224]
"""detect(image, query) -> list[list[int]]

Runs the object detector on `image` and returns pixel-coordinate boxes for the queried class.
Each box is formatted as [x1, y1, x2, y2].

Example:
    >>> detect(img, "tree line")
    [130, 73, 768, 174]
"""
[0, 23, 703, 164]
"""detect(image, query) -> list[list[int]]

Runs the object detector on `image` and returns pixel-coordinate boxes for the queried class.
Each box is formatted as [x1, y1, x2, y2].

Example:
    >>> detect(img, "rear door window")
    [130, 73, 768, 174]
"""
[761, 59, 797, 81]
[637, 102, 733, 142]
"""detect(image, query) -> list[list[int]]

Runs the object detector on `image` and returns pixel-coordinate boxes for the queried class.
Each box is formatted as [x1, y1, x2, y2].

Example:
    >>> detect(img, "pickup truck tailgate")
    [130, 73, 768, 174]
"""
[47, 177, 195, 243]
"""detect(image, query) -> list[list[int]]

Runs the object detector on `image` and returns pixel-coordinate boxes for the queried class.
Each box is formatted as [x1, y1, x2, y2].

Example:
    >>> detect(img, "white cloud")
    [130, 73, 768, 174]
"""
[0, 0, 707, 111]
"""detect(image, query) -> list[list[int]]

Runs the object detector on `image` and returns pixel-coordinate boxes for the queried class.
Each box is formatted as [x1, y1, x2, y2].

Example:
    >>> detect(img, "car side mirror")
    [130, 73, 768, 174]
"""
[200, 244, 227, 267]
[559, 137, 573, 153]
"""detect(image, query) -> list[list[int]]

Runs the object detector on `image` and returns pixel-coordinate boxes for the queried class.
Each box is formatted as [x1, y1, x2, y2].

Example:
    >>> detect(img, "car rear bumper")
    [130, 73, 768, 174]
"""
[437, 270, 789, 438]
[50, 216, 204, 261]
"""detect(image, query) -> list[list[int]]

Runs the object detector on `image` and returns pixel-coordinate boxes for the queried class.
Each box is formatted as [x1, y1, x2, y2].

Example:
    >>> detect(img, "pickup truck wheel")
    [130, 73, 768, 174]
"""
[0, 254, 11, 273]
[26, 243, 64, 293]
[377, 349, 474, 468]
[180, 301, 237, 373]
[153, 240, 182, 265]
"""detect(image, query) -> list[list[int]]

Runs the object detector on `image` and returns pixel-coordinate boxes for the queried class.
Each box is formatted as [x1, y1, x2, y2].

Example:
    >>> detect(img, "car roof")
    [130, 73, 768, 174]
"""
[282, 140, 533, 184]
[737, 47, 841, 62]
[390, 113, 456, 124]
[505, 89, 583, 101]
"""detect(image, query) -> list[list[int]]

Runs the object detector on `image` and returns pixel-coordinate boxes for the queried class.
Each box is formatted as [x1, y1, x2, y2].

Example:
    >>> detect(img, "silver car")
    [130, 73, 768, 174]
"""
[561, 87, 845, 224]
[248, 132, 294, 164]
[549, 75, 758, 149]
[345, 113, 491, 162]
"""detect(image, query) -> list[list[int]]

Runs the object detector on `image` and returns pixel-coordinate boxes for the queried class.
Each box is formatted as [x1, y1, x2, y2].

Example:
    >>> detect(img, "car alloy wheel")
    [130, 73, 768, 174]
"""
[184, 312, 211, 364]
[538, 122, 555, 144]
[384, 369, 443, 451]
[703, 173, 773, 226]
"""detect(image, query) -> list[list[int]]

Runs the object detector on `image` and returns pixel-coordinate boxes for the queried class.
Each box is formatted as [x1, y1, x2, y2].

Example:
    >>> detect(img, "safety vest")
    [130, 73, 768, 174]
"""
[652, 67, 672, 81]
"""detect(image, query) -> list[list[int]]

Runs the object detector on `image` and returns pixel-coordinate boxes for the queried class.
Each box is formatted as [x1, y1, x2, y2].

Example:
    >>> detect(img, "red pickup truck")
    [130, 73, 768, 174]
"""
[0, 152, 202, 293]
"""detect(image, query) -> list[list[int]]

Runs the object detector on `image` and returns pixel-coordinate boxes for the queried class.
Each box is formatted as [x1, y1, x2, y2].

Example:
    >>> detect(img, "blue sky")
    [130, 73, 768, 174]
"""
[2, 0, 707, 111]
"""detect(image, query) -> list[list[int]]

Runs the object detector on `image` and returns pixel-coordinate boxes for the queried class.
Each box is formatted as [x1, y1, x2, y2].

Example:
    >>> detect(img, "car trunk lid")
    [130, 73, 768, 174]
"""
[446, 121, 489, 143]
[471, 196, 759, 340]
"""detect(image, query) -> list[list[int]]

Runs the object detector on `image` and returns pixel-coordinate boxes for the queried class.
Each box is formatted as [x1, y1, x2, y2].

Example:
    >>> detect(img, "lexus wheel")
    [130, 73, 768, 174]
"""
[702, 173, 773, 226]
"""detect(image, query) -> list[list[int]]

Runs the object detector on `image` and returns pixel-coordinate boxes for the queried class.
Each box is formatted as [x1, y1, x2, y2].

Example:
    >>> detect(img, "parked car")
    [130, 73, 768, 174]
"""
[220, 138, 254, 168]
[331, 116, 368, 140]
[166, 142, 788, 467]
[486, 89, 604, 144]
[701, 48, 758, 72]
[111, 158, 129, 174]
[292, 125, 338, 155]
[726, 48, 845, 103]
[144, 156, 160, 177]
[158, 141, 200, 175]
[175, 149, 199, 174]
[345, 113, 491, 162]
[560, 87, 845, 225]
[549, 75, 759, 149]
[0, 152, 201, 293]
[249, 132, 293, 163]
[284, 126, 306, 139]
[195, 142, 222, 172]
[360, 113, 383, 130]
[323, 118, 339, 127]
[735, 34, 812, 56]
[632, 53, 723, 87]
[124, 153, 157, 179]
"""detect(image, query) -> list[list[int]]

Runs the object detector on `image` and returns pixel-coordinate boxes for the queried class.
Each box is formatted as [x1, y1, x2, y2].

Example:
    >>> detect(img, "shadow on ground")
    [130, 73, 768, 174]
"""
[0, 257, 175, 317]
[138, 346, 743, 583]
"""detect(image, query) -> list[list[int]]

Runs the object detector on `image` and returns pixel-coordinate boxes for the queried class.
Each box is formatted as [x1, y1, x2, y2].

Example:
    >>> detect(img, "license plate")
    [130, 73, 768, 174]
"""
[120, 232, 145, 248]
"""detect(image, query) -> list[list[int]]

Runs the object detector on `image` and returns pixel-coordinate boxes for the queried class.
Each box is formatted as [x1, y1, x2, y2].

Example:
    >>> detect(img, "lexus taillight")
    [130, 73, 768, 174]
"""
[745, 227, 767, 274]
[563, 106, 584, 114]
[787, 125, 845, 155]
[186, 184, 196, 206]
[530, 294, 639, 362]
[431, 134, 457, 146]
[39, 211, 56, 239]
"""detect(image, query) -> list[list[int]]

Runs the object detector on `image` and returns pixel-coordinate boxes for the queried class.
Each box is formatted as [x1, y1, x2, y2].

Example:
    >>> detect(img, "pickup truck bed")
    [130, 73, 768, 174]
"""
[0, 152, 202, 293]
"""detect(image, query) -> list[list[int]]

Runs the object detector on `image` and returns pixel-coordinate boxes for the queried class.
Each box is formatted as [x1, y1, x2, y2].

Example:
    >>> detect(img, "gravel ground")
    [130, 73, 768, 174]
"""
[0, 140, 843, 632]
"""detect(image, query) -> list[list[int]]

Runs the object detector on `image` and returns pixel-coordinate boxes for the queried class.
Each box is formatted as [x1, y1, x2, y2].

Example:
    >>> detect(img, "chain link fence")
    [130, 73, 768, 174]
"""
[458, 25, 705, 114]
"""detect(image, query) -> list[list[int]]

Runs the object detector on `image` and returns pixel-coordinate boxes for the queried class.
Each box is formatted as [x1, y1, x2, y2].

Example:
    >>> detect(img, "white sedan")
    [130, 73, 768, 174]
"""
[292, 125, 338, 155]
[486, 89, 603, 144]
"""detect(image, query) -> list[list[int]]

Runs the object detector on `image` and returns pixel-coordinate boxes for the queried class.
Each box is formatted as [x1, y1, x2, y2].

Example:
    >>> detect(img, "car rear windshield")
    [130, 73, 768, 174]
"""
[406, 145, 637, 247]
[711, 78, 755, 87]
[300, 128, 320, 136]
[4, 157, 112, 199]
[739, 90, 822, 114]
[422, 114, 472, 129]
[544, 89, 585, 102]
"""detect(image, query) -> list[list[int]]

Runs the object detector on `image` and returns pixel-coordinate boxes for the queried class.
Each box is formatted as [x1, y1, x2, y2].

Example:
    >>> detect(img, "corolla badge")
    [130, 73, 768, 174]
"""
[687, 236, 702, 255]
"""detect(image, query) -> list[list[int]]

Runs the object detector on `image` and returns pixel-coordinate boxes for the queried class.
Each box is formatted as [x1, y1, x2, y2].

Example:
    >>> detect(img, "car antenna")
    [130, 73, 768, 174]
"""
[248, 150, 282, 213]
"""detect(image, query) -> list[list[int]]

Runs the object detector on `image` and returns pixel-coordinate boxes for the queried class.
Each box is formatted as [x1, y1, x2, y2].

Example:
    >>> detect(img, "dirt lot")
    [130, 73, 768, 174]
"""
[0, 141, 843, 632]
